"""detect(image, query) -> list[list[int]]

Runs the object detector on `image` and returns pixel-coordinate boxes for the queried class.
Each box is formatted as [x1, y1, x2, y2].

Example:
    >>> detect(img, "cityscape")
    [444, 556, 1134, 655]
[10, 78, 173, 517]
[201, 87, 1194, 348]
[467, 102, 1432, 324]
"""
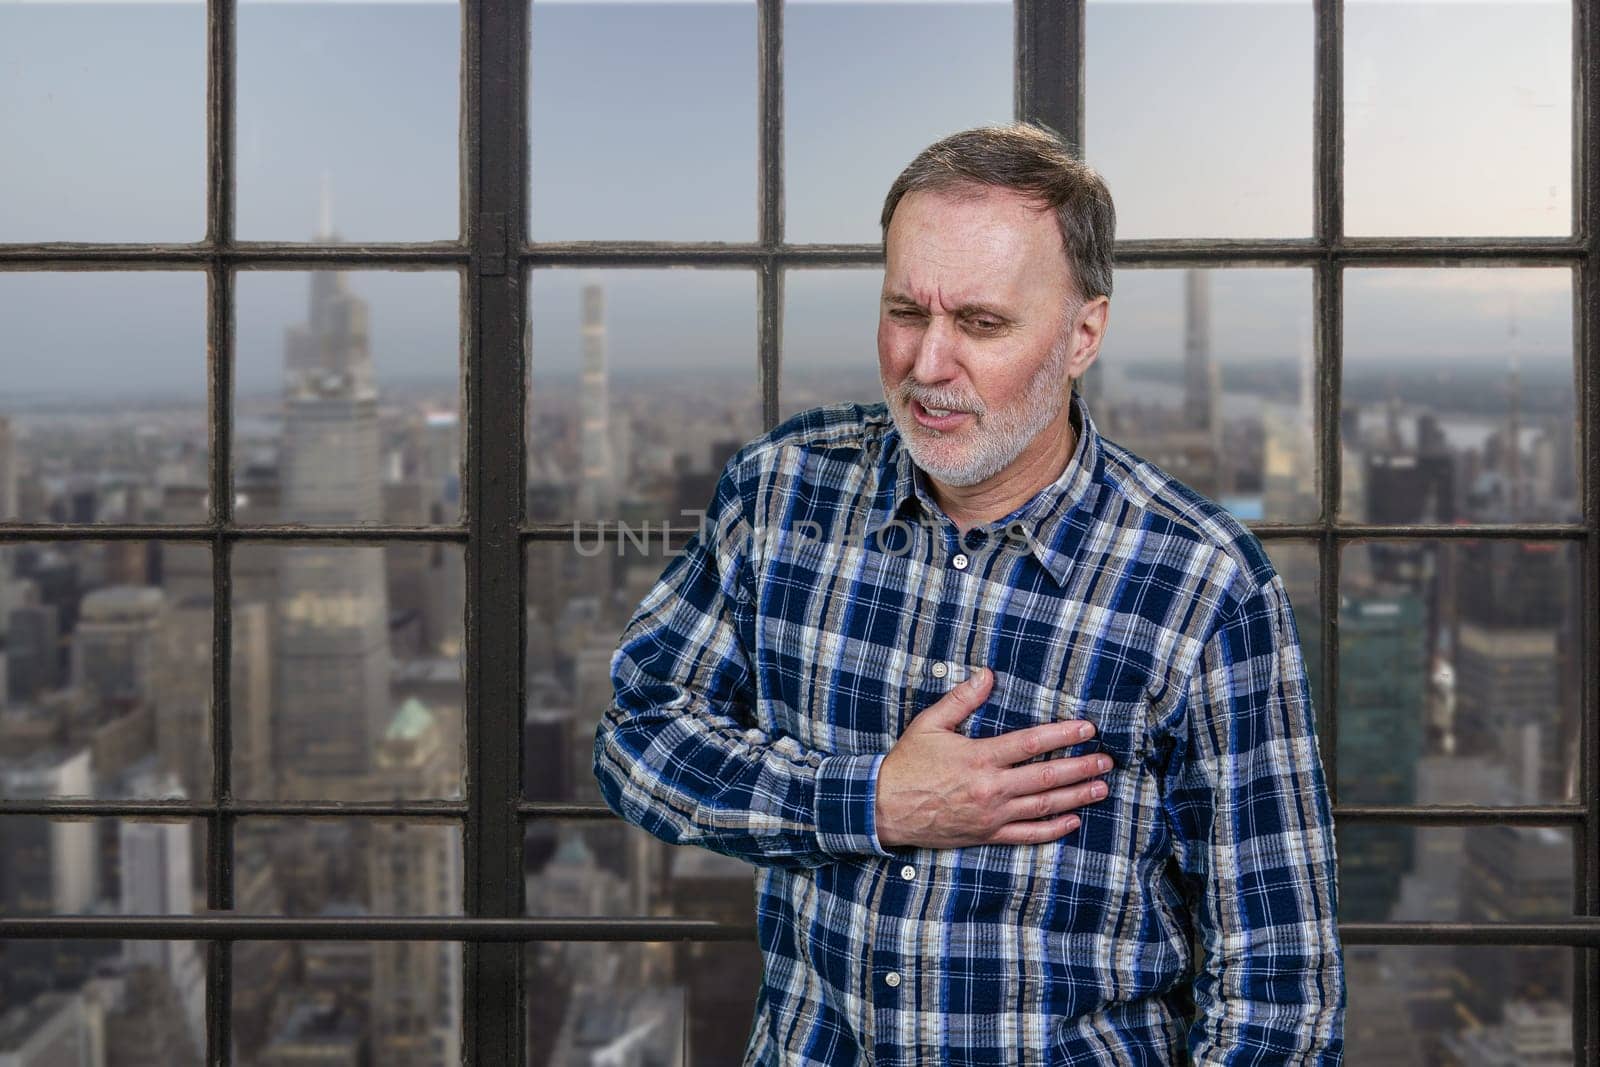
[0, 240, 1586, 1064]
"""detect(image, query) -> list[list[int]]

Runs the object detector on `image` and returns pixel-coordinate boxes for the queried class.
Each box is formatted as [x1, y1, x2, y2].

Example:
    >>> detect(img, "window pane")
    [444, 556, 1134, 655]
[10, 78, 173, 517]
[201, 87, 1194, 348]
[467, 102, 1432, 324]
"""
[1345, 946, 1573, 1064]
[525, 939, 760, 1065]
[1086, 0, 1311, 239]
[234, 939, 461, 1066]
[236, 1, 461, 241]
[1342, 268, 1578, 525]
[0, 5, 204, 242]
[1092, 268, 1317, 523]
[0, 273, 207, 525]
[526, 270, 759, 525]
[234, 543, 464, 802]
[525, 820, 755, 920]
[529, 0, 756, 241]
[235, 270, 463, 526]
[0, 817, 205, 916]
[781, 269, 887, 421]
[0, 540, 215, 801]
[0, 940, 206, 1065]
[785, 1, 1012, 244]
[1345, 1, 1570, 237]
[1338, 823, 1573, 923]
[234, 819, 462, 916]
[1337, 541, 1582, 806]
[525, 537, 675, 802]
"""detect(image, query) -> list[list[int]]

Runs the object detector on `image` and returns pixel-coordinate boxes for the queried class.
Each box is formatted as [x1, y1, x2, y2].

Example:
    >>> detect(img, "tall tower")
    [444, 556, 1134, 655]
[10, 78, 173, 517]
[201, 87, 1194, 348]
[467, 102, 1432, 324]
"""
[273, 198, 392, 798]
[1182, 269, 1219, 436]
[577, 283, 616, 515]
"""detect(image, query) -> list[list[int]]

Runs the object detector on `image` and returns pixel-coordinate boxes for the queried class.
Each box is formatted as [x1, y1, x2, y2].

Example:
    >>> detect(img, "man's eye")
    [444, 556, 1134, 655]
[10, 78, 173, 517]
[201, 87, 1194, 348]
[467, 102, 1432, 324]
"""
[966, 318, 1003, 333]
[889, 308, 926, 322]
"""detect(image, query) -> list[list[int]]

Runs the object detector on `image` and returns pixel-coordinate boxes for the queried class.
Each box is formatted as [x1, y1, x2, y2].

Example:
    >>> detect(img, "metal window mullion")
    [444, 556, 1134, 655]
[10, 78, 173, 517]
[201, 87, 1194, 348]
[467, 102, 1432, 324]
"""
[464, 0, 527, 1063]
[204, 0, 238, 1060]
[758, 0, 783, 431]
[1014, 0, 1080, 145]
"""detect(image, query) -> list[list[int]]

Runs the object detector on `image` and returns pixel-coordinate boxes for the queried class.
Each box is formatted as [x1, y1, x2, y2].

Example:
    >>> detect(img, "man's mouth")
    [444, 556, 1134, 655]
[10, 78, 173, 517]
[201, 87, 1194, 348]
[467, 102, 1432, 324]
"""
[910, 398, 975, 431]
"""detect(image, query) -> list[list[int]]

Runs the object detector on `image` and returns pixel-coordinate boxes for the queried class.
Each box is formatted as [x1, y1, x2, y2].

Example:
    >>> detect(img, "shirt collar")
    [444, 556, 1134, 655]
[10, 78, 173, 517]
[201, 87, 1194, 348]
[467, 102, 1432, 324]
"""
[865, 392, 1103, 586]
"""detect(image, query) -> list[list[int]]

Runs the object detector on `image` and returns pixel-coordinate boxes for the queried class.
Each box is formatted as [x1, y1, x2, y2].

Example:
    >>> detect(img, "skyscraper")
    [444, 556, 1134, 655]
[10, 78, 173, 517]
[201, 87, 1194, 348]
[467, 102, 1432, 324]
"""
[577, 283, 616, 516]
[1182, 269, 1220, 441]
[273, 206, 392, 799]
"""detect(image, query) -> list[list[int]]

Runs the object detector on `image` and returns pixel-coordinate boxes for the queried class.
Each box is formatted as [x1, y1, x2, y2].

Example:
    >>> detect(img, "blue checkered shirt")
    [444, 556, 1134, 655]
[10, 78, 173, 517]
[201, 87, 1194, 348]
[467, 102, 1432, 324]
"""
[595, 394, 1344, 1065]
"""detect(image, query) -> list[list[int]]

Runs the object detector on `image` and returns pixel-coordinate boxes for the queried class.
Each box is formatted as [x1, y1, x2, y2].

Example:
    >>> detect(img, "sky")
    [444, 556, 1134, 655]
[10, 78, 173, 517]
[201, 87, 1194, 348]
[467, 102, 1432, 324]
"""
[0, 0, 1577, 402]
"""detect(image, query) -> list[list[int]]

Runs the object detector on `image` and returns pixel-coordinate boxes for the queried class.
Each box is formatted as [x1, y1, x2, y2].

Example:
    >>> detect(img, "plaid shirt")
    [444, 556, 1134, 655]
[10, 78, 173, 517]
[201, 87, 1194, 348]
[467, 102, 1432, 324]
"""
[595, 395, 1344, 1065]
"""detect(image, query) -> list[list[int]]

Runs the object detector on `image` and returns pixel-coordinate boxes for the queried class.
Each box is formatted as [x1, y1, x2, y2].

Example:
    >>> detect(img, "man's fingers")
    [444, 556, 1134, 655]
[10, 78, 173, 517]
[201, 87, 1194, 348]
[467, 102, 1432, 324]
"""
[914, 666, 994, 731]
[989, 812, 1082, 846]
[984, 719, 1095, 766]
[994, 753, 1111, 798]
[997, 779, 1107, 825]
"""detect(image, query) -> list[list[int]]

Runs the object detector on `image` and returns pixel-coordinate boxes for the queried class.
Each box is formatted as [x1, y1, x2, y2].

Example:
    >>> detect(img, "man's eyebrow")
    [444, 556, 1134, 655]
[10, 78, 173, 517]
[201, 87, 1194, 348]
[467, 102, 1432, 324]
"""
[881, 292, 1013, 319]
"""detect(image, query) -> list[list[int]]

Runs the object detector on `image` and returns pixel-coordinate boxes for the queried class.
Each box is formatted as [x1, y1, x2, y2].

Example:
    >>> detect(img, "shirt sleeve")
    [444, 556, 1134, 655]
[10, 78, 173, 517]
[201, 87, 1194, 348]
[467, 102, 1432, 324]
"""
[592, 454, 892, 869]
[1162, 574, 1346, 1064]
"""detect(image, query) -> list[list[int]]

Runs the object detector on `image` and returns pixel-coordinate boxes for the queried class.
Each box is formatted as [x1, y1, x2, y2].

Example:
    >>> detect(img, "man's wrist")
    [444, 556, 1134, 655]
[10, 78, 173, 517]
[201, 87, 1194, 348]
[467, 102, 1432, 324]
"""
[814, 752, 892, 858]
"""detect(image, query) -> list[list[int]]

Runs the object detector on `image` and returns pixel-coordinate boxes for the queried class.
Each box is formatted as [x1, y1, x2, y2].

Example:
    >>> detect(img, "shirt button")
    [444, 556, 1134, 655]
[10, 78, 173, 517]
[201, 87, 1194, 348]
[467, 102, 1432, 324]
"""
[900, 865, 916, 881]
[884, 971, 902, 988]
[929, 661, 948, 679]
[951, 553, 970, 570]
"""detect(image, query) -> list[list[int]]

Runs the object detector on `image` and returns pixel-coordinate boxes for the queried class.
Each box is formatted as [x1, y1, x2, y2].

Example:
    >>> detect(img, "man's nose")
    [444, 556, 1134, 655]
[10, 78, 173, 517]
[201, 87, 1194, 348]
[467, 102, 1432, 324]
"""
[911, 317, 960, 384]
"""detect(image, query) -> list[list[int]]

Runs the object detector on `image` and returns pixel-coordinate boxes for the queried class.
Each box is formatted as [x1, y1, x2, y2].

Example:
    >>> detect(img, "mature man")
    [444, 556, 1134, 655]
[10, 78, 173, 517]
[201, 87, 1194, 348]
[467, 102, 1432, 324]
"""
[595, 124, 1344, 1064]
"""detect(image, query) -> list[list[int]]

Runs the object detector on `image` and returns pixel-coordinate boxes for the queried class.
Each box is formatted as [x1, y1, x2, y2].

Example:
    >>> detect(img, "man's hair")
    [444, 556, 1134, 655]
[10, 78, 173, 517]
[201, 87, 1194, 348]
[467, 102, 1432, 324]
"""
[879, 123, 1117, 302]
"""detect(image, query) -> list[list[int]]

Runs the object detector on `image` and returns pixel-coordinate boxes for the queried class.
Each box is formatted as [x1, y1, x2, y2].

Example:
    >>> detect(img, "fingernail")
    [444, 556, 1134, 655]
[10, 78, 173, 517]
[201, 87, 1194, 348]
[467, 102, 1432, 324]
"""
[969, 667, 987, 688]
[1077, 722, 1093, 741]
[1096, 757, 1111, 772]
[1091, 781, 1108, 799]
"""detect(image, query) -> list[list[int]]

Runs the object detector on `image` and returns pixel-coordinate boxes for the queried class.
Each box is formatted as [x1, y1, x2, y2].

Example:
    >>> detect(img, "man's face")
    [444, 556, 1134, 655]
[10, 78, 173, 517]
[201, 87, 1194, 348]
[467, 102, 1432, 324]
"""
[877, 186, 1090, 489]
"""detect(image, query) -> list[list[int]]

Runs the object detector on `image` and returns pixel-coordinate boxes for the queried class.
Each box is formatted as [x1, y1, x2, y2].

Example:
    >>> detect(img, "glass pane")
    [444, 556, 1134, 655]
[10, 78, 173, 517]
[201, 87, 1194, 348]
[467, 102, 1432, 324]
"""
[526, 270, 759, 525]
[1338, 823, 1572, 923]
[525, 537, 677, 803]
[781, 269, 887, 421]
[236, 1, 461, 241]
[530, 0, 756, 241]
[1345, 946, 1573, 1064]
[525, 820, 756, 919]
[0, 941, 206, 1065]
[234, 939, 461, 1066]
[1261, 540, 1322, 724]
[1345, 1, 1569, 237]
[525, 939, 760, 1065]
[235, 270, 463, 526]
[785, 1, 1012, 244]
[0, 817, 206, 916]
[1337, 267, 1574, 524]
[1086, 1, 1311, 239]
[233, 543, 464, 802]
[1092, 268, 1317, 523]
[1342, 268, 1577, 525]
[0, 6, 204, 242]
[0, 541, 214, 801]
[1337, 541, 1582, 806]
[0, 273, 207, 524]
[234, 819, 462, 916]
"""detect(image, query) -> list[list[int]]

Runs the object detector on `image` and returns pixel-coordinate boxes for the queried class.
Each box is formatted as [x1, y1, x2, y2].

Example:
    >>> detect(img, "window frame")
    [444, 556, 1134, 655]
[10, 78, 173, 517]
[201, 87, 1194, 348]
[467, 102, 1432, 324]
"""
[0, 0, 1597, 1063]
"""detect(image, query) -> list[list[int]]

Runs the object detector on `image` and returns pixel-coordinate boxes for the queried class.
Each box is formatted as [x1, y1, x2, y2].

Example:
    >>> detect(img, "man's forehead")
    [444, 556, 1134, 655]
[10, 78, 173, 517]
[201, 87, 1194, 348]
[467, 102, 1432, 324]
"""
[883, 187, 1068, 307]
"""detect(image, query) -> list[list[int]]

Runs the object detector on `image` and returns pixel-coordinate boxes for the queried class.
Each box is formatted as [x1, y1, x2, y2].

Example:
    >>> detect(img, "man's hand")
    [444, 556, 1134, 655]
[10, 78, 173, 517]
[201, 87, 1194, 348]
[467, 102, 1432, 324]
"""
[874, 667, 1111, 849]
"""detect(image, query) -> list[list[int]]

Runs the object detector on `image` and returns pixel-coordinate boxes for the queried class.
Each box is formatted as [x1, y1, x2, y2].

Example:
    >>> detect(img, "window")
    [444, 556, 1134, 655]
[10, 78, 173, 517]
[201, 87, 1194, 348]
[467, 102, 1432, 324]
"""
[1, 1, 1596, 1063]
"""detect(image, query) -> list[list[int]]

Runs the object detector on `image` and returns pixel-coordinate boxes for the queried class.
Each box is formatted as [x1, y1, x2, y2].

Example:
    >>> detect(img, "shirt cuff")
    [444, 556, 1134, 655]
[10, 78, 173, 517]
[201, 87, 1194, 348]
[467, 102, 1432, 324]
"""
[814, 752, 891, 858]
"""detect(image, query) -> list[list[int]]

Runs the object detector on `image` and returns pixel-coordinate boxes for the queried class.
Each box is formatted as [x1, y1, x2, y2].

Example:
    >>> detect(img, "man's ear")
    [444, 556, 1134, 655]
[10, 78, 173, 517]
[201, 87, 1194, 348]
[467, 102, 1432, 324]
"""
[1065, 295, 1110, 380]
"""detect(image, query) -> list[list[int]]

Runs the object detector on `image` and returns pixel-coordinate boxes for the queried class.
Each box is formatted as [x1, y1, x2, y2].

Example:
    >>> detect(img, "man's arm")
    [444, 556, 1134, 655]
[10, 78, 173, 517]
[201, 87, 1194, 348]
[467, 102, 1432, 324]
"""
[1164, 575, 1345, 1064]
[593, 458, 890, 869]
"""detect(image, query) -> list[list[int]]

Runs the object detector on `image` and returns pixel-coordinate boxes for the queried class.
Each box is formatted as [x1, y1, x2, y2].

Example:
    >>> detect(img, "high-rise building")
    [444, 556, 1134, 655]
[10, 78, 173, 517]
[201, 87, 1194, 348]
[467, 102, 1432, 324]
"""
[118, 804, 205, 1055]
[1182, 269, 1218, 440]
[1337, 589, 1426, 920]
[1451, 541, 1573, 801]
[577, 283, 616, 516]
[71, 586, 166, 706]
[273, 210, 392, 798]
[368, 699, 462, 1067]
